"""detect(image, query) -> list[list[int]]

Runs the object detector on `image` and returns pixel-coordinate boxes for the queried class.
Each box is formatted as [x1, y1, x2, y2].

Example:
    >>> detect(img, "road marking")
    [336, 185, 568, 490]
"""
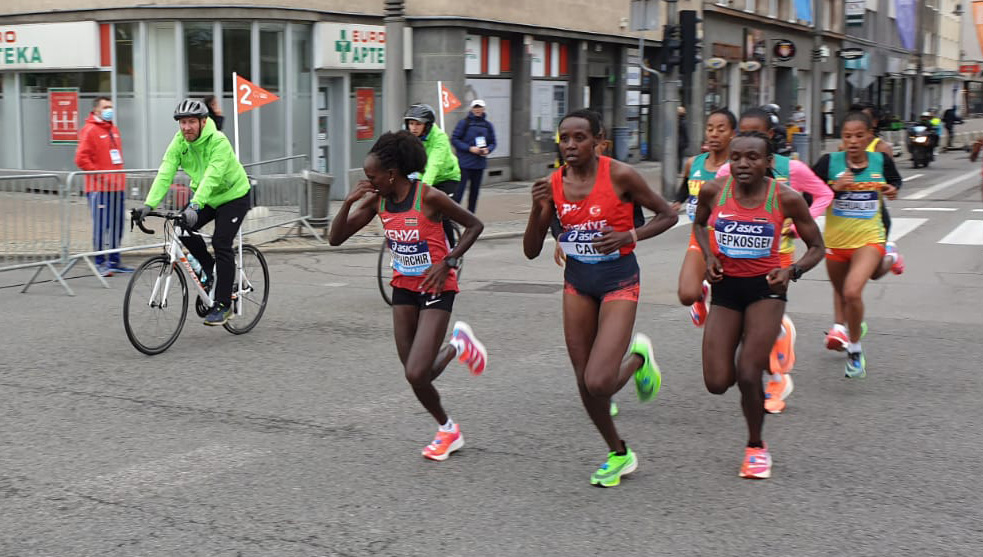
[939, 220, 983, 245]
[813, 216, 926, 241]
[973, 209, 983, 213]
[903, 170, 980, 200]
[902, 173, 923, 182]
[672, 219, 691, 230]
[889, 218, 928, 241]
[902, 207, 958, 212]
[323, 282, 347, 287]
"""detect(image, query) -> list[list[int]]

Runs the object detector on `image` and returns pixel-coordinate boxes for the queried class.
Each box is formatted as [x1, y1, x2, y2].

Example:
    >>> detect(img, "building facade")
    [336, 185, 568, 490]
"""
[0, 0, 691, 196]
[700, 0, 843, 138]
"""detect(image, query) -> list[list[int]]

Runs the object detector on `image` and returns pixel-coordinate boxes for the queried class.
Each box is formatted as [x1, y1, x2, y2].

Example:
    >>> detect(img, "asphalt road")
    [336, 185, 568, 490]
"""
[2, 149, 982, 556]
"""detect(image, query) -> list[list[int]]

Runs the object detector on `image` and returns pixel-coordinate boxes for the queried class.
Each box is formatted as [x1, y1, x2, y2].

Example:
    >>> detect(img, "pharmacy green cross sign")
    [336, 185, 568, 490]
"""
[335, 30, 352, 64]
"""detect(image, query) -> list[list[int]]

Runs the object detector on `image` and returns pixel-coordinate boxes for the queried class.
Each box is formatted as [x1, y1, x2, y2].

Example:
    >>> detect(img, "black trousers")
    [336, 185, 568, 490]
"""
[453, 168, 484, 214]
[180, 194, 251, 307]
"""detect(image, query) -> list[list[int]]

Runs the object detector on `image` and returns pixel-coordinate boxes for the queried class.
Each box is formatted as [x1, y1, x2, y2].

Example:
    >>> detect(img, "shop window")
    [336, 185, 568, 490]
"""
[20, 72, 111, 170]
[530, 80, 567, 154]
[148, 22, 177, 94]
[185, 23, 214, 93]
[291, 24, 313, 164]
[115, 23, 135, 93]
[260, 28, 283, 93]
[223, 25, 251, 92]
[349, 73, 382, 169]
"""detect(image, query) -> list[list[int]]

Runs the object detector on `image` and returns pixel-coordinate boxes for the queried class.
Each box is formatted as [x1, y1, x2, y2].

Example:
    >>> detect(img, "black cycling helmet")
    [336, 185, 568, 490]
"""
[403, 103, 436, 135]
[173, 99, 209, 121]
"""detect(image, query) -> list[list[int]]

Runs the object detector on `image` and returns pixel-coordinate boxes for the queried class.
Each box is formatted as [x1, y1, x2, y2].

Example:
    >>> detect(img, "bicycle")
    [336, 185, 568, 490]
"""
[377, 220, 463, 306]
[123, 210, 270, 355]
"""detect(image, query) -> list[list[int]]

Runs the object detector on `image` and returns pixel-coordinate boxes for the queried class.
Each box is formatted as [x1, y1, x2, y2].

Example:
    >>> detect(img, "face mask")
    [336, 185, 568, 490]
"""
[100, 109, 114, 122]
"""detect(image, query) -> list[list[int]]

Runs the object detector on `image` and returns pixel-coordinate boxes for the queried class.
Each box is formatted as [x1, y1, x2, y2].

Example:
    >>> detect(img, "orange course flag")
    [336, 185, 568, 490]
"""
[440, 85, 461, 113]
[235, 75, 280, 114]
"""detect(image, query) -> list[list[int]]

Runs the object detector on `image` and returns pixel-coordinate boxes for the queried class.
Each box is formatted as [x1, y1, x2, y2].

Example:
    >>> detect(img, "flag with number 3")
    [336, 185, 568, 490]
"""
[236, 75, 280, 114]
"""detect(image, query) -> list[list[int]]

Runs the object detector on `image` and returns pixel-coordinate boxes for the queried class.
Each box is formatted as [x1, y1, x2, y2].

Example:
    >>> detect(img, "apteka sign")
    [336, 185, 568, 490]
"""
[0, 21, 100, 71]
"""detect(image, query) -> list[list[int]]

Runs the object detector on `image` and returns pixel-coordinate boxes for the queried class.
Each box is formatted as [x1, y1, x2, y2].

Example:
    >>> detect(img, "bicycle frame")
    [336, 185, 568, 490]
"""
[150, 219, 246, 316]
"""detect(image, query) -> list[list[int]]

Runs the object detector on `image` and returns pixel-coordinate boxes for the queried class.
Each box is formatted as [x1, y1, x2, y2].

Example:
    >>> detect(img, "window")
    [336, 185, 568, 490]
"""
[185, 23, 214, 93]
[148, 22, 176, 94]
[291, 24, 313, 163]
[530, 80, 567, 154]
[349, 73, 382, 168]
[223, 25, 251, 91]
[115, 23, 135, 93]
[260, 28, 283, 92]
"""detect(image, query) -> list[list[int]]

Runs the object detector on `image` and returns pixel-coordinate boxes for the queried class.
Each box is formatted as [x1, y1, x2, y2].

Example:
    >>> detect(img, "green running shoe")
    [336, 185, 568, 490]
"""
[609, 401, 619, 417]
[860, 321, 868, 339]
[845, 350, 867, 378]
[590, 448, 638, 488]
[630, 333, 661, 402]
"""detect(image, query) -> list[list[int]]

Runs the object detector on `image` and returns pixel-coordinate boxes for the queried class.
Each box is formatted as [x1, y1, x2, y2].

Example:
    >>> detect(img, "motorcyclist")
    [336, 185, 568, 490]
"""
[917, 111, 940, 158]
[762, 103, 791, 156]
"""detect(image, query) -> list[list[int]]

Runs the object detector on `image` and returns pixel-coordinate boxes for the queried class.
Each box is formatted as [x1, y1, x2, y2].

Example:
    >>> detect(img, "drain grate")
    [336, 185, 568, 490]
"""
[476, 281, 562, 294]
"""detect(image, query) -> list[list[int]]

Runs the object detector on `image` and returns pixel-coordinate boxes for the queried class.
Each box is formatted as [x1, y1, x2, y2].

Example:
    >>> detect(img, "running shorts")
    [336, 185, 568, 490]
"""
[391, 287, 456, 312]
[824, 243, 886, 263]
[564, 253, 640, 303]
[710, 275, 787, 312]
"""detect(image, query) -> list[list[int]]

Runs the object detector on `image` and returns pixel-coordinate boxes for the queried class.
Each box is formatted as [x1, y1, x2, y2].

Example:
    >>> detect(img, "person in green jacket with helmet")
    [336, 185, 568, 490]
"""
[404, 103, 462, 243]
[133, 98, 252, 326]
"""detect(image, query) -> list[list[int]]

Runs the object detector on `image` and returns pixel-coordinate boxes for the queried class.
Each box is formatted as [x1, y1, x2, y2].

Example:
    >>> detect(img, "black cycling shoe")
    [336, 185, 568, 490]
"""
[203, 304, 232, 326]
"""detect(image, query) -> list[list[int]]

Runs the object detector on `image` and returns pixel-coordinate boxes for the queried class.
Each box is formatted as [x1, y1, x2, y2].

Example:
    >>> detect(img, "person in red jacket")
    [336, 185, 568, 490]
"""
[75, 96, 130, 275]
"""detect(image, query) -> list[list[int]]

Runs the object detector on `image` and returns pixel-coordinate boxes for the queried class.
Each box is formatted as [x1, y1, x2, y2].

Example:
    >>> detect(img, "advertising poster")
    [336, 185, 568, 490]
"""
[355, 87, 375, 140]
[49, 88, 79, 144]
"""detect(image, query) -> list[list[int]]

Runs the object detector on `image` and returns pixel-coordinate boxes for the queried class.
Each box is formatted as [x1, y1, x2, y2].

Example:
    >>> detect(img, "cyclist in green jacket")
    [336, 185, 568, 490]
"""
[405, 103, 462, 243]
[134, 99, 252, 326]
[404, 104, 461, 194]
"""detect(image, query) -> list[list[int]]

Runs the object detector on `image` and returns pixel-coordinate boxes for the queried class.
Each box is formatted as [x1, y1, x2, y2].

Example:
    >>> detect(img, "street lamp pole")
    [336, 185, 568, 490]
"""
[913, 1, 925, 118]
[808, 0, 823, 162]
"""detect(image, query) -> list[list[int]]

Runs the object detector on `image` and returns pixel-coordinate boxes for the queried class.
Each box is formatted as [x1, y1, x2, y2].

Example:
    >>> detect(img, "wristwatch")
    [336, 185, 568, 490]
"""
[443, 256, 460, 269]
[789, 263, 803, 282]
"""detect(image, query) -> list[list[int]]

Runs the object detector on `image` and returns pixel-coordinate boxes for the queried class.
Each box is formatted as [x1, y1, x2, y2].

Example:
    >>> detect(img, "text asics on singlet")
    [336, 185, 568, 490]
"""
[709, 177, 785, 277]
[378, 181, 459, 292]
[551, 156, 636, 264]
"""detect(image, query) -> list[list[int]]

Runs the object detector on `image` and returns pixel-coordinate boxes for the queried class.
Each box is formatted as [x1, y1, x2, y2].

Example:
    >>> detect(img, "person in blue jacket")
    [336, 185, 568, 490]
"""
[450, 99, 497, 213]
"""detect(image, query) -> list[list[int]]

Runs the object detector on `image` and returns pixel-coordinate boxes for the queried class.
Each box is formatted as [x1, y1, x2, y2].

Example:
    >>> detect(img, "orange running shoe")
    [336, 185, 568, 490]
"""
[422, 424, 464, 461]
[739, 445, 772, 479]
[824, 327, 849, 352]
[690, 280, 710, 327]
[886, 242, 905, 275]
[769, 315, 797, 374]
[763, 372, 794, 414]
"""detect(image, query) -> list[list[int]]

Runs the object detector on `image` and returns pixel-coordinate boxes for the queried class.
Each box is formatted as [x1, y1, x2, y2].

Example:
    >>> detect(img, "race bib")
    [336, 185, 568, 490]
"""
[389, 239, 432, 276]
[475, 136, 487, 148]
[109, 149, 123, 165]
[713, 219, 776, 259]
[832, 190, 878, 219]
[558, 228, 619, 264]
[686, 195, 699, 221]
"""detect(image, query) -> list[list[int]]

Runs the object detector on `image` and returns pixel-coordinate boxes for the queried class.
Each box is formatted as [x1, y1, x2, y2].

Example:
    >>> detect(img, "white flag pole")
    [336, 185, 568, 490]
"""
[232, 72, 241, 161]
[437, 80, 445, 131]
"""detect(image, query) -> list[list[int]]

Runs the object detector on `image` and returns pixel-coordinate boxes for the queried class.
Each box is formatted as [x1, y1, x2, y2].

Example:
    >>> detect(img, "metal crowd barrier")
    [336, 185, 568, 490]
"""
[1, 156, 331, 296]
[0, 173, 75, 294]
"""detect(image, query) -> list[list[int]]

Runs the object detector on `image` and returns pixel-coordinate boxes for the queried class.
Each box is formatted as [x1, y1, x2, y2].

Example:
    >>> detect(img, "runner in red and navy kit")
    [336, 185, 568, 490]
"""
[693, 131, 824, 480]
[329, 131, 488, 462]
[523, 109, 678, 487]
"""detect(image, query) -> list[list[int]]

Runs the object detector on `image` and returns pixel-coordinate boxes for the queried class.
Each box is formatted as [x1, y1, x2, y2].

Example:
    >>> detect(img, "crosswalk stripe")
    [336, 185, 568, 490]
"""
[902, 207, 958, 212]
[903, 169, 979, 200]
[812, 216, 926, 241]
[939, 220, 983, 245]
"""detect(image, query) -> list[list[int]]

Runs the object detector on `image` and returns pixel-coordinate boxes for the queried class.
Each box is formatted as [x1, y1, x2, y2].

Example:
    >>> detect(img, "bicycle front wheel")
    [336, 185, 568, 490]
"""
[123, 255, 188, 355]
[224, 244, 270, 335]
[377, 238, 394, 306]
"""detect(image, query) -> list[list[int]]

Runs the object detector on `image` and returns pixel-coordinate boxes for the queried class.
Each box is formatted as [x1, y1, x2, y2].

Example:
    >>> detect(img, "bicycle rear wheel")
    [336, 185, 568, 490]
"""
[377, 238, 394, 306]
[224, 244, 270, 335]
[123, 255, 188, 355]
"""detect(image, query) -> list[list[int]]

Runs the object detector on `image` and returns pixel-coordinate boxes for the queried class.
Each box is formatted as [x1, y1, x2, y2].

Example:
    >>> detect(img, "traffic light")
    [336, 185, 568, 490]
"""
[679, 10, 701, 75]
[658, 24, 682, 73]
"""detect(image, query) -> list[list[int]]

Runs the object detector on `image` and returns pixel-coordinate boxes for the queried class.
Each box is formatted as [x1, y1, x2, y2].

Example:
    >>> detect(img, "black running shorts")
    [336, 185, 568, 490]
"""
[392, 287, 456, 312]
[709, 275, 786, 312]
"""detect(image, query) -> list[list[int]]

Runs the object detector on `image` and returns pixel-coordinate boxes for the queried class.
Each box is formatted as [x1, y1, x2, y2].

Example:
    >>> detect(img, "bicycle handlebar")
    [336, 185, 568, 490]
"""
[130, 209, 187, 235]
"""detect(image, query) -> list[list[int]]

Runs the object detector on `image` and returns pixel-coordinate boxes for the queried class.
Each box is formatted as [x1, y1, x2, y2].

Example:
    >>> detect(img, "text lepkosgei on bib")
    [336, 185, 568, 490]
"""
[713, 219, 775, 259]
